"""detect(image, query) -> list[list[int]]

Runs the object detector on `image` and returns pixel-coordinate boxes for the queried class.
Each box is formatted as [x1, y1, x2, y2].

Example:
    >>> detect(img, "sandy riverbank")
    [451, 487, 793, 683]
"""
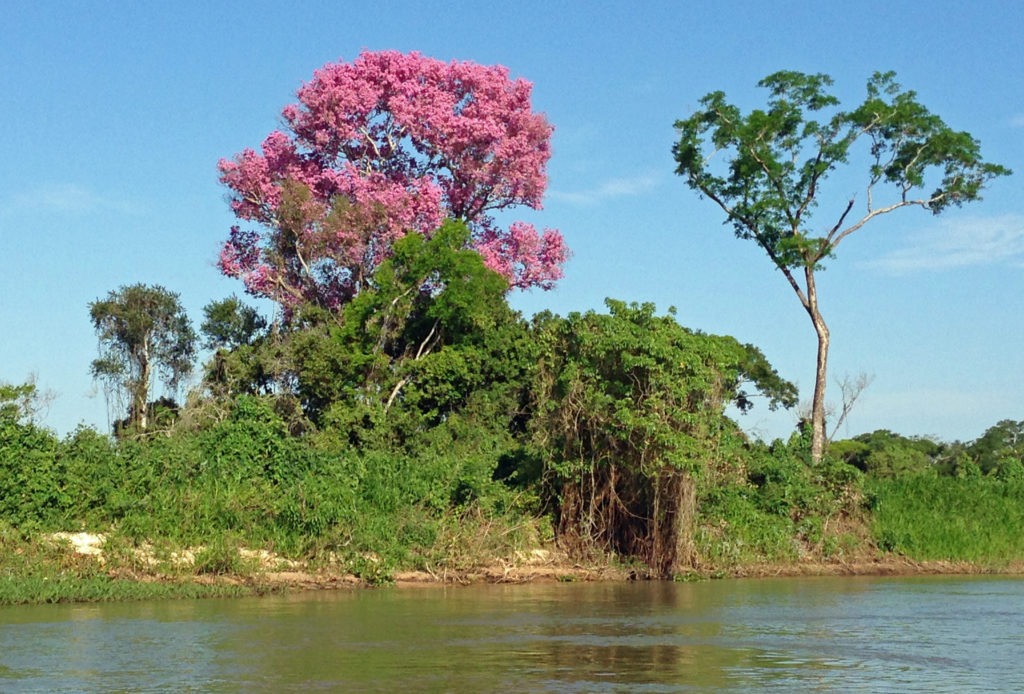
[44, 532, 1022, 596]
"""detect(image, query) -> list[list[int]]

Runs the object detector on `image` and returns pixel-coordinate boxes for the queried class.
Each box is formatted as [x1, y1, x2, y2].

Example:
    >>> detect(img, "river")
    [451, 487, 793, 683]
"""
[0, 575, 1020, 692]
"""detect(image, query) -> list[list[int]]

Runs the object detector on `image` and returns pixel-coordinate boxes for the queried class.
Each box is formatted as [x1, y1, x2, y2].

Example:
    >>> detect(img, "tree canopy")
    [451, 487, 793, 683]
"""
[218, 50, 568, 311]
[673, 70, 1010, 461]
[200, 295, 267, 351]
[89, 284, 196, 432]
[968, 419, 1024, 478]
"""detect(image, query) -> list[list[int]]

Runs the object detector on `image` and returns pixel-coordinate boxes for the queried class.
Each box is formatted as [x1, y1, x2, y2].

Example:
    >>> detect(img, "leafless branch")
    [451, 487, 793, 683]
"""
[827, 372, 875, 443]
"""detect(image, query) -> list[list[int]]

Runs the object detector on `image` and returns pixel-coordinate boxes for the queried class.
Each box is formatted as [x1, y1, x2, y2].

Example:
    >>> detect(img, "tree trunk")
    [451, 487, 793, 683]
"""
[790, 266, 831, 466]
[665, 471, 696, 576]
[804, 266, 829, 463]
[809, 310, 829, 463]
[134, 340, 151, 431]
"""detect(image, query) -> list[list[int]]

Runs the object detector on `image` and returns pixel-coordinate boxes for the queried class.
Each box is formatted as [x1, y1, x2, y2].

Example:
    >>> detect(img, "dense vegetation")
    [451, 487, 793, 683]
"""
[1, 58, 1017, 604]
[3, 225, 1022, 603]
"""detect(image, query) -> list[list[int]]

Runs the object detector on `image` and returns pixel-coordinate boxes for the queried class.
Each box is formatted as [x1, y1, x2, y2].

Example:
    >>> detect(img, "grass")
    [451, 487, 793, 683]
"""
[0, 575, 251, 605]
[868, 476, 1024, 565]
[0, 525, 271, 605]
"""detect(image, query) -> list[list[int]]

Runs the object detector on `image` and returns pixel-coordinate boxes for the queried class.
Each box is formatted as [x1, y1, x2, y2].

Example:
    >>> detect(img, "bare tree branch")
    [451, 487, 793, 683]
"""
[827, 372, 875, 443]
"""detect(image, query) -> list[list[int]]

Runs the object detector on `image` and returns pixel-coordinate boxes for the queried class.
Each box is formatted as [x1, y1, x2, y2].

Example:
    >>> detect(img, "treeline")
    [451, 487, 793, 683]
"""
[3, 223, 1023, 584]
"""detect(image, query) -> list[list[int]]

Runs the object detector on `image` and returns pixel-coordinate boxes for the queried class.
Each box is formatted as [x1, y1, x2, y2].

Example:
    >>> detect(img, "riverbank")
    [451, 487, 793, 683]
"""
[7, 377, 1024, 607]
[3, 530, 1020, 606]
[276, 556, 1024, 589]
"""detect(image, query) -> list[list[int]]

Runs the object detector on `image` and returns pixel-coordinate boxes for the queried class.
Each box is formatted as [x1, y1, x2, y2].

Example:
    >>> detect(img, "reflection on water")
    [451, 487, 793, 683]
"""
[0, 576, 1021, 692]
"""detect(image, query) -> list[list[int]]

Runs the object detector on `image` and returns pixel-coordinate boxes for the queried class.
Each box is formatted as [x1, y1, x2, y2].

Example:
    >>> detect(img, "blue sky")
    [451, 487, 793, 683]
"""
[2, 0, 1021, 443]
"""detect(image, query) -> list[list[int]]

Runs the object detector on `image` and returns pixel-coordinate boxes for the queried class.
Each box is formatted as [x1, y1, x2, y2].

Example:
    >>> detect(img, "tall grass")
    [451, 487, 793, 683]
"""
[868, 476, 1024, 564]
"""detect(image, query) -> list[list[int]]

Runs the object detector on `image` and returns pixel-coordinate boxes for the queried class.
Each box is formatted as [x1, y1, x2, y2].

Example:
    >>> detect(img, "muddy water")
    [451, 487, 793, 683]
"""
[0, 576, 1021, 692]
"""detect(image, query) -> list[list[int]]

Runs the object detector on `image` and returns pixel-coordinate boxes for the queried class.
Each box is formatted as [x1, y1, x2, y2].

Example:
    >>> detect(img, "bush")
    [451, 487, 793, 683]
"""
[0, 391, 66, 527]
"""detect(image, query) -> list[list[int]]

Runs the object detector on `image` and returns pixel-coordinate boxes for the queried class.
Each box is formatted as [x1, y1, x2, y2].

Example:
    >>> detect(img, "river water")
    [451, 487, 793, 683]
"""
[0, 576, 1020, 692]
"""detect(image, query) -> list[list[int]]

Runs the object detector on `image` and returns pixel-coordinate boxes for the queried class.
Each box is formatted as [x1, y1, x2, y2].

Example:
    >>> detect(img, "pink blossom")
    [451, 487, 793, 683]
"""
[476, 222, 568, 290]
[218, 50, 567, 308]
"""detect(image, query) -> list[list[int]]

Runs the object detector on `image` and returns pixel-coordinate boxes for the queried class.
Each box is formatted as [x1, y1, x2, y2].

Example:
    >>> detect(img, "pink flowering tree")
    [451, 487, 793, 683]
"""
[218, 50, 568, 311]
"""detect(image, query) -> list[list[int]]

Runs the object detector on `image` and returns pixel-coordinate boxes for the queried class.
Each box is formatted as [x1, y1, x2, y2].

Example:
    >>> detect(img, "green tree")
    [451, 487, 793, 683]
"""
[968, 419, 1024, 477]
[200, 295, 267, 351]
[674, 71, 1010, 462]
[198, 220, 534, 442]
[200, 296, 282, 401]
[298, 220, 528, 428]
[831, 429, 939, 478]
[89, 284, 197, 432]
[529, 299, 796, 575]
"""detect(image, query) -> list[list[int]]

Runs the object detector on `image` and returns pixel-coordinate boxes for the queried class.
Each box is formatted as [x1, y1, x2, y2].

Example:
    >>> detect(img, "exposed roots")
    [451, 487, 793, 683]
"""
[556, 463, 697, 577]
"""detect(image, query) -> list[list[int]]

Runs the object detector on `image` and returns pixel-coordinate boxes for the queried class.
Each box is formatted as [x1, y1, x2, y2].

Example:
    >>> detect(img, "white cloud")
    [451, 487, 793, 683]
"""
[865, 214, 1024, 273]
[1, 184, 141, 216]
[548, 173, 660, 206]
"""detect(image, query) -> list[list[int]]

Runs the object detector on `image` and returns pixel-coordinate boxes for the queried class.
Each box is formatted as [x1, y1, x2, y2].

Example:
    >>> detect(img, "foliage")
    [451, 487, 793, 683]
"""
[966, 419, 1024, 478]
[319, 220, 521, 417]
[202, 327, 291, 402]
[1, 242, 539, 578]
[731, 343, 800, 414]
[4, 380, 1024, 589]
[673, 70, 1010, 462]
[0, 384, 65, 526]
[89, 284, 197, 432]
[695, 483, 798, 566]
[0, 379, 52, 425]
[0, 384, 535, 581]
[697, 429, 864, 562]
[201, 295, 268, 350]
[528, 299, 796, 575]
[830, 430, 940, 478]
[207, 221, 537, 445]
[218, 50, 567, 310]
